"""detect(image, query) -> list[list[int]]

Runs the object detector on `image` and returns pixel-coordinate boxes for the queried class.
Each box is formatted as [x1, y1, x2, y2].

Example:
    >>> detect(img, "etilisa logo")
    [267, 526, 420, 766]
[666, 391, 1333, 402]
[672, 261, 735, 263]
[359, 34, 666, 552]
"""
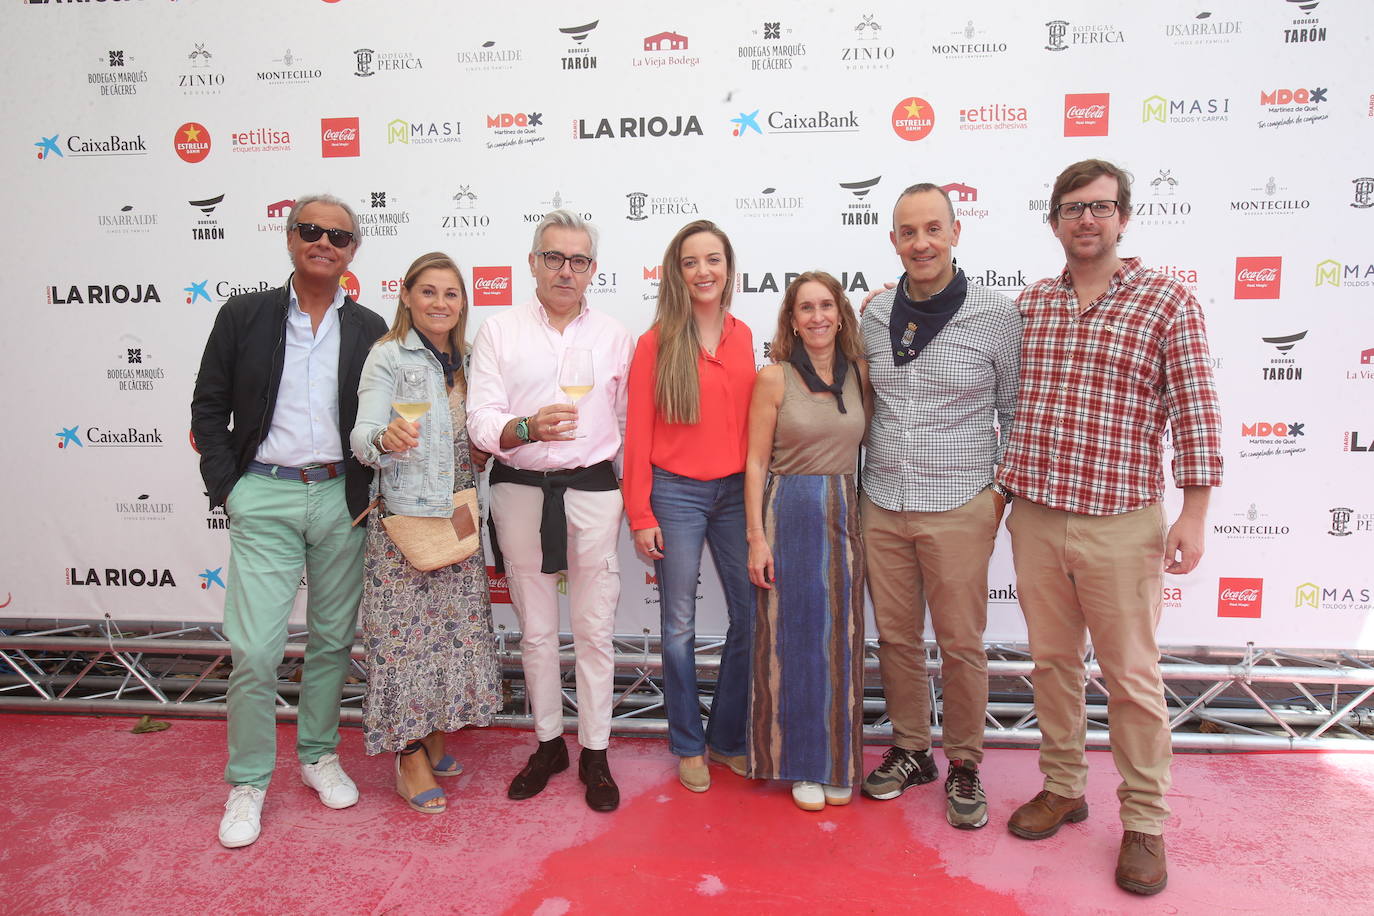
[1217, 577, 1262, 618]
[558, 21, 599, 70]
[1063, 94, 1109, 137]
[840, 15, 895, 70]
[891, 97, 935, 141]
[838, 176, 881, 227]
[1260, 330, 1306, 382]
[1045, 19, 1125, 51]
[738, 21, 807, 71]
[1315, 259, 1374, 289]
[1234, 257, 1281, 299]
[958, 103, 1028, 132]
[485, 111, 543, 151]
[472, 267, 512, 306]
[442, 186, 490, 238]
[636, 31, 698, 69]
[178, 43, 225, 95]
[321, 117, 360, 157]
[933, 19, 1009, 59]
[89, 48, 147, 96]
[388, 118, 462, 147]
[231, 126, 292, 154]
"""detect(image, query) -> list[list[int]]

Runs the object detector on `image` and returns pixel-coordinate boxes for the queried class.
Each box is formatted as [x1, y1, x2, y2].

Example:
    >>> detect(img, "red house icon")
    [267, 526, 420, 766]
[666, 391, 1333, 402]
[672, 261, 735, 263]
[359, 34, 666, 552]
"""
[266, 199, 295, 218]
[1361, 347, 1374, 365]
[644, 31, 688, 51]
[940, 182, 978, 202]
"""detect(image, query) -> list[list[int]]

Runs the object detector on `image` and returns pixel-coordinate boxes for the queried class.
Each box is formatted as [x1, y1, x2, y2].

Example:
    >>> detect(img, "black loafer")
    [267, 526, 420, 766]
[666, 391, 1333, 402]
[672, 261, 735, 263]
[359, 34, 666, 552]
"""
[578, 747, 620, 812]
[507, 737, 569, 800]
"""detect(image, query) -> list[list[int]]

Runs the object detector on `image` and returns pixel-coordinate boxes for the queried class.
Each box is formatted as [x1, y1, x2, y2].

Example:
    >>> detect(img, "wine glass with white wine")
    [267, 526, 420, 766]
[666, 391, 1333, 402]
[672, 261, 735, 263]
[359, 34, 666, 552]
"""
[558, 347, 594, 438]
[391, 365, 429, 462]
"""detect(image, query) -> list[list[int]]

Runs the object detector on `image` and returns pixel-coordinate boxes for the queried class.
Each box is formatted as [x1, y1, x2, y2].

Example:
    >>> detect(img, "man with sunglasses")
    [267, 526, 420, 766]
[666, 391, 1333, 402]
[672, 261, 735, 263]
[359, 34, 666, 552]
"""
[997, 160, 1222, 895]
[192, 194, 388, 848]
[467, 209, 633, 812]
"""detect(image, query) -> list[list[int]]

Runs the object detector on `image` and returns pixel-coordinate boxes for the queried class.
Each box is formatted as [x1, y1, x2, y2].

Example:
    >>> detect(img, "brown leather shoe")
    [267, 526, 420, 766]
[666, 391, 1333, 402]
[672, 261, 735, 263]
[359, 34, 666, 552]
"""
[507, 737, 569, 800]
[1116, 831, 1168, 895]
[1007, 789, 1089, 840]
[678, 756, 710, 793]
[708, 749, 748, 777]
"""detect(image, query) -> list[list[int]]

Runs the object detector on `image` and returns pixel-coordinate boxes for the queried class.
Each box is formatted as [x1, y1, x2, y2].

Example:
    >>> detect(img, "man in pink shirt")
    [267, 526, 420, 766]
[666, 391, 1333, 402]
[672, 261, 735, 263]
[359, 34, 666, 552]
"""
[467, 210, 633, 812]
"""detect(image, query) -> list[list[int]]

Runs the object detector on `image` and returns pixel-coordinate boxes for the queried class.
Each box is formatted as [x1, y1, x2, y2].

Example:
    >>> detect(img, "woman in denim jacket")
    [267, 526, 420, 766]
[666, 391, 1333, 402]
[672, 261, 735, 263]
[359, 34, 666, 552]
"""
[350, 251, 501, 814]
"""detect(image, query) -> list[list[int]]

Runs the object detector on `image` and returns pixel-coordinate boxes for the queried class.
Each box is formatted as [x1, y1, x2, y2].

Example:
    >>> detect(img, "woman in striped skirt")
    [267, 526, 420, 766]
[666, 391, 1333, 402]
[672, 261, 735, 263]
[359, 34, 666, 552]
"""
[743, 271, 870, 811]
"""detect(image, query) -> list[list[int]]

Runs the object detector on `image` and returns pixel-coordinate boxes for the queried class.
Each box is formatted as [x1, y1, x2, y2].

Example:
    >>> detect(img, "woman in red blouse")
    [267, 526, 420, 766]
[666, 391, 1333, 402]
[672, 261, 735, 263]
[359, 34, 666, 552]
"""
[622, 220, 757, 793]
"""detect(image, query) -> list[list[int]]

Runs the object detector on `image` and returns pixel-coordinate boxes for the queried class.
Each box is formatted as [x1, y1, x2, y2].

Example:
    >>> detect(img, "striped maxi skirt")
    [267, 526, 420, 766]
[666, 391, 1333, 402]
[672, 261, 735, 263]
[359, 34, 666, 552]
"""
[746, 472, 865, 787]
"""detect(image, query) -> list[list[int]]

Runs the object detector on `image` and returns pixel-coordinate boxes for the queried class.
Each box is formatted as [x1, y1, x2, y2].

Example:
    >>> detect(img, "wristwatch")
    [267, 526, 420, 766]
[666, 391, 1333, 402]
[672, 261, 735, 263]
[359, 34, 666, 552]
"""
[514, 416, 532, 443]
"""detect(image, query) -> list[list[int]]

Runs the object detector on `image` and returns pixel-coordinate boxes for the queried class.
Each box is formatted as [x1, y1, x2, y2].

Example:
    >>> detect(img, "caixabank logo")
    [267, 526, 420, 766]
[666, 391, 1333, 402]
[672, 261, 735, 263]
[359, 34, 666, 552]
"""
[731, 108, 860, 138]
[55, 425, 164, 450]
[35, 132, 148, 160]
[183, 278, 274, 305]
[574, 114, 703, 139]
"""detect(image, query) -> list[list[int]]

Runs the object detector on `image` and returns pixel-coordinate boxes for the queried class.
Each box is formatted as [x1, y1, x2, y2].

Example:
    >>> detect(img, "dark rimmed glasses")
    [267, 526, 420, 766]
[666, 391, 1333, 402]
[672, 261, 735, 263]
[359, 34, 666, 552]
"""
[293, 221, 356, 248]
[1054, 200, 1119, 220]
[538, 250, 593, 273]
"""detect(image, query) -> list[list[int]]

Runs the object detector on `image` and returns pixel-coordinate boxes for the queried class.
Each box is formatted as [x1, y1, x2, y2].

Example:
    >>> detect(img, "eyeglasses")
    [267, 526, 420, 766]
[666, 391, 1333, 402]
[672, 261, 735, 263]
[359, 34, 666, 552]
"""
[1054, 200, 1119, 220]
[538, 250, 593, 273]
[293, 222, 356, 248]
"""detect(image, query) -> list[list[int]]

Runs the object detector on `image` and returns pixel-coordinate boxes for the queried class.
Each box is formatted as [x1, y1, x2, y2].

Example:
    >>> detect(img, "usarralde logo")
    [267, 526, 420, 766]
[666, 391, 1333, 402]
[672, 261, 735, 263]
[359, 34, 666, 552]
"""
[174, 122, 211, 163]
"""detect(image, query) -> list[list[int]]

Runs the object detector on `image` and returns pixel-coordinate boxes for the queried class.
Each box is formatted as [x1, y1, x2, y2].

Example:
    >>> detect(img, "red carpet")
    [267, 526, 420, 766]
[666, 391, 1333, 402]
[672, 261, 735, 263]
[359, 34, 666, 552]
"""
[1, 713, 1370, 914]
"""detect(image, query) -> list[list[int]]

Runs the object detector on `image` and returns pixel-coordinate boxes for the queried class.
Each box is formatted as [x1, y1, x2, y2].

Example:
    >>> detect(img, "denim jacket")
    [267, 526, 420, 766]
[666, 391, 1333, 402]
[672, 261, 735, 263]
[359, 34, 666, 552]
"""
[350, 331, 465, 518]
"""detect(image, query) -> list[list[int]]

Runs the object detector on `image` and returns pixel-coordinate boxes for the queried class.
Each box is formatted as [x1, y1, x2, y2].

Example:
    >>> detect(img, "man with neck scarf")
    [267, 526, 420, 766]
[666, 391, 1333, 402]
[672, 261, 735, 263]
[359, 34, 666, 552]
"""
[858, 183, 1023, 831]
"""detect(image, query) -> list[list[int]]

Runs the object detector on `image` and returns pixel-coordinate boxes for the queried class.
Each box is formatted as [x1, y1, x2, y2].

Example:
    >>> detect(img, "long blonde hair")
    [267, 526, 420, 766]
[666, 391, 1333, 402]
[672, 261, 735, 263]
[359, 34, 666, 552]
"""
[377, 251, 470, 386]
[653, 220, 736, 424]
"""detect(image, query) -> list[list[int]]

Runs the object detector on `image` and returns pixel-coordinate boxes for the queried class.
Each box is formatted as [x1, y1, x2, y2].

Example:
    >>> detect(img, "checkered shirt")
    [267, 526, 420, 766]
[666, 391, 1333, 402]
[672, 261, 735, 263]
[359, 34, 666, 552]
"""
[861, 278, 1022, 512]
[997, 257, 1223, 516]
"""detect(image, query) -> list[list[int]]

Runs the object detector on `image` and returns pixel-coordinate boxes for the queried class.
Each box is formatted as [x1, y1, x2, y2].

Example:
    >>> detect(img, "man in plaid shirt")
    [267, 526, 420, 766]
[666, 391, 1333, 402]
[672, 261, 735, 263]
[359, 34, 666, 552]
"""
[998, 159, 1222, 896]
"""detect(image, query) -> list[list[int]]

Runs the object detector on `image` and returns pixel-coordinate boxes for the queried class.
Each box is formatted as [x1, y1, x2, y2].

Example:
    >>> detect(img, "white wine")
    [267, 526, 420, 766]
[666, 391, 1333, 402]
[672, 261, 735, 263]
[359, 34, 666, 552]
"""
[392, 401, 430, 423]
[560, 384, 593, 402]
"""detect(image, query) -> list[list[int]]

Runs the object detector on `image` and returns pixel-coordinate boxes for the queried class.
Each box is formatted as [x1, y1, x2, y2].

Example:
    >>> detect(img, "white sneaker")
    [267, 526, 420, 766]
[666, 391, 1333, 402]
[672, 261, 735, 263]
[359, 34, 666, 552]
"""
[300, 752, 359, 809]
[823, 784, 854, 806]
[792, 780, 825, 811]
[219, 785, 266, 848]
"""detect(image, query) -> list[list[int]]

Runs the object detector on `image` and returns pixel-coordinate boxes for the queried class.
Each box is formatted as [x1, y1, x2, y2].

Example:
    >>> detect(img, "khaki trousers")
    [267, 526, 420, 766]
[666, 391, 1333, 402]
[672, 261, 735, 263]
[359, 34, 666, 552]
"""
[1006, 498, 1171, 834]
[862, 488, 1003, 764]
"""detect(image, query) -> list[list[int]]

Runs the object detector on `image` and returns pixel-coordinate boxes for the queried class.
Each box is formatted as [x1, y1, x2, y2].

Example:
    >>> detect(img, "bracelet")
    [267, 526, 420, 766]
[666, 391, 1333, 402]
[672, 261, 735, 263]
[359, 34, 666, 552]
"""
[374, 429, 390, 454]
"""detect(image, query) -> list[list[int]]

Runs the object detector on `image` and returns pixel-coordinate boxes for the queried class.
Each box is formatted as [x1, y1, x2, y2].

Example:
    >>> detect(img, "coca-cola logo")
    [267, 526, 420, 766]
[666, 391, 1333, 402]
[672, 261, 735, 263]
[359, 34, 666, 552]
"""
[472, 266, 513, 306]
[486, 565, 511, 603]
[320, 116, 361, 158]
[1234, 256, 1282, 299]
[1217, 576, 1263, 618]
[1063, 92, 1110, 137]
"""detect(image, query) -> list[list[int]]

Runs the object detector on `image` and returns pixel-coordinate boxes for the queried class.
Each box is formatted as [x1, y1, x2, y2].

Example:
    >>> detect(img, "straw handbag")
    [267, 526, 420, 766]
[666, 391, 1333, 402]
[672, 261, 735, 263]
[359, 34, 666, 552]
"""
[376, 488, 481, 571]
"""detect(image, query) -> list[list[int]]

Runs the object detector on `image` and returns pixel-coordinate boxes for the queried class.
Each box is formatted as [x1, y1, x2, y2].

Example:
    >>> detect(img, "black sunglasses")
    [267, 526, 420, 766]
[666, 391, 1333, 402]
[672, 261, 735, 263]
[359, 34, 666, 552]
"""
[293, 221, 356, 248]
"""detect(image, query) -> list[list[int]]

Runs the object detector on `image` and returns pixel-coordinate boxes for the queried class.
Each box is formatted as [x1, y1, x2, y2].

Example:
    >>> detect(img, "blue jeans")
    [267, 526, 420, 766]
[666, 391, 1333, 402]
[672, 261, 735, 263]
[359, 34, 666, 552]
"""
[650, 468, 754, 757]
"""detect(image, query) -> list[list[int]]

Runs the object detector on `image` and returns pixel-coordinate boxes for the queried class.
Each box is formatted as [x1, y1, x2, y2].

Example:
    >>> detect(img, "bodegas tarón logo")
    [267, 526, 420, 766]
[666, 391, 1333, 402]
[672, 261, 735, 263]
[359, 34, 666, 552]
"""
[558, 21, 599, 70]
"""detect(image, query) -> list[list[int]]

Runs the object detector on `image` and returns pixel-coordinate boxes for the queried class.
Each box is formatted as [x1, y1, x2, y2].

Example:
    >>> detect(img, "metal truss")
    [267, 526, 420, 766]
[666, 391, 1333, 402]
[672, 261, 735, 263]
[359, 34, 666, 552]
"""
[2, 619, 1372, 751]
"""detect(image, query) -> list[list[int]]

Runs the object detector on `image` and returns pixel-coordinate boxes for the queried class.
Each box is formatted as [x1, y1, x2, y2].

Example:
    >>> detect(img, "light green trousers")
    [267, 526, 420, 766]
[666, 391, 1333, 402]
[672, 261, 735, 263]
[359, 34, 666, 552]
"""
[222, 472, 365, 788]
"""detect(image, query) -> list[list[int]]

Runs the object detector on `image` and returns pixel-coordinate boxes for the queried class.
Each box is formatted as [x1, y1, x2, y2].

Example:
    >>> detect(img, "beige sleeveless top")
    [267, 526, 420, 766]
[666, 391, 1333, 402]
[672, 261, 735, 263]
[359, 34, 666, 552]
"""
[768, 363, 865, 476]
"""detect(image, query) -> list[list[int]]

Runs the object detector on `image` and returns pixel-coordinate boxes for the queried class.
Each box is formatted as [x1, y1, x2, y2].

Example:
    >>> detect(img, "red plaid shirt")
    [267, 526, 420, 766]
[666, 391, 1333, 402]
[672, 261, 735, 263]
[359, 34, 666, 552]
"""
[998, 257, 1222, 516]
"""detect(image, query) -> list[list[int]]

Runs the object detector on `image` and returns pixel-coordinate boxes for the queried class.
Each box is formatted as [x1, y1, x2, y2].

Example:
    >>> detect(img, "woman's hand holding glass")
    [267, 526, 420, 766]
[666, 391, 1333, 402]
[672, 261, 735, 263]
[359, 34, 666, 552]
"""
[388, 366, 429, 462]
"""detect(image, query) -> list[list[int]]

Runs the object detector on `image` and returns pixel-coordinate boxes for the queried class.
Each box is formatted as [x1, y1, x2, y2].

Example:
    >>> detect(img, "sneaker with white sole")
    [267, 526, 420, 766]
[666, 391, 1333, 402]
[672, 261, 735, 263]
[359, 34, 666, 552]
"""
[945, 760, 989, 830]
[300, 752, 359, 809]
[218, 785, 266, 848]
[862, 746, 938, 800]
[792, 780, 825, 811]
